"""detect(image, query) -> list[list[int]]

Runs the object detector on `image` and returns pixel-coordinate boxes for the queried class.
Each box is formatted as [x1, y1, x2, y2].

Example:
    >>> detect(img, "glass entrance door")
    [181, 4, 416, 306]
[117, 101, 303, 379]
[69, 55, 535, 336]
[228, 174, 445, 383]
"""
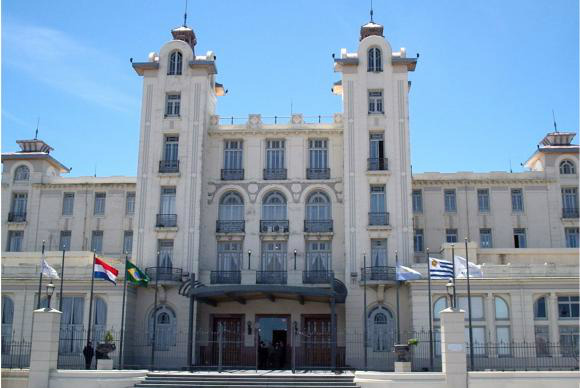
[257, 316, 289, 369]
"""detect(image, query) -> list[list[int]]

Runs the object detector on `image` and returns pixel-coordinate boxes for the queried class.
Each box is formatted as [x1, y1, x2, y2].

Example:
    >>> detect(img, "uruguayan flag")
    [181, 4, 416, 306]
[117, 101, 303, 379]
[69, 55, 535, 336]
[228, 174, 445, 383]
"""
[396, 265, 422, 281]
[429, 258, 454, 279]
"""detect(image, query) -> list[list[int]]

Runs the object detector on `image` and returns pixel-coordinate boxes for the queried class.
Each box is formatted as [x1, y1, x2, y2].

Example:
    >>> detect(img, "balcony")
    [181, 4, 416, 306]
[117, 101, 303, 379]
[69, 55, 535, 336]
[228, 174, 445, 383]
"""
[302, 270, 334, 284]
[369, 212, 389, 226]
[156, 214, 177, 228]
[260, 220, 289, 233]
[216, 220, 245, 233]
[306, 168, 330, 180]
[256, 271, 287, 285]
[263, 168, 287, 180]
[221, 169, 244, 180]
[8, 212, 26, 223]
[210, 270, 241, 284]
[562, 208, 579, 218]
[146, 267, 183, 283]
[304, 220, 333, 233]
[367, 158, 389, 171]
[361, 266, 396, 282]
[159, 160, 179, 173]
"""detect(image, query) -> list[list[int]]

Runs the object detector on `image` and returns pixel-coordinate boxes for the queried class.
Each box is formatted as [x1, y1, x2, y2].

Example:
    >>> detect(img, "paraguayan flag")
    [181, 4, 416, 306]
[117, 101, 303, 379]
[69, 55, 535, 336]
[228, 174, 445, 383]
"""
[428, 257, 454, 280]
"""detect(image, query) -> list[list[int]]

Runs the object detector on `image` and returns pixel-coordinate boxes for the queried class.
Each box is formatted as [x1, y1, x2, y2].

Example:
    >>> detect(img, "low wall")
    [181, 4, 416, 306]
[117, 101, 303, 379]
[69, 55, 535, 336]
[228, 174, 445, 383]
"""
[469, 371, 580, 388]
[354, 371, 447, 388]
[48, 370, 148, 388]
[1, 369, 29, 388]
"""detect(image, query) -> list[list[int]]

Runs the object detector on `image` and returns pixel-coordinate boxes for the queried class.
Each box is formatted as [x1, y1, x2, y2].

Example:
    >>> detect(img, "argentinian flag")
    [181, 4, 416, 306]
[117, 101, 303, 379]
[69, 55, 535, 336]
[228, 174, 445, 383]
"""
[396, 265, 422, 281]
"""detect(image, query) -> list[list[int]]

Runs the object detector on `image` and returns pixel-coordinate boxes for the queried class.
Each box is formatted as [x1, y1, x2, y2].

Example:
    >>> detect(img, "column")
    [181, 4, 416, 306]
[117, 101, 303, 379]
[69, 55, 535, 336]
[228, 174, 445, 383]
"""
[27, 309, 62, 388]
[440, 308, 467, 388]
[548, 293, 559, 344]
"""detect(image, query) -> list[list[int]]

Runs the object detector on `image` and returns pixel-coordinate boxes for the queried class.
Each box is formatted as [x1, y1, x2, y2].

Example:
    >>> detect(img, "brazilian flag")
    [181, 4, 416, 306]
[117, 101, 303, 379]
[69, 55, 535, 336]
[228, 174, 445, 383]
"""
[126, 260, 149, 286]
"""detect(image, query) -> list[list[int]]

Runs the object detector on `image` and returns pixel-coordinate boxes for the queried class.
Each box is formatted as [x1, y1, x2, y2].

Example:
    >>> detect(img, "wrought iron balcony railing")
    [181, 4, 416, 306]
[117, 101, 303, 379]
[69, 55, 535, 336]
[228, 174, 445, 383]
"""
[263, 168, 287, 180]
[216, 220, 245, 233]
[367, 158, 389, 171]
[304, 220, 333, 233]
[221, 169, 244, 181]
[156, 214, 177, 228]
[159, 160, 180, 173]
[256, 271, 287, 285]
[210, 270, 241, 284]
[306, 168, 330, 180]
[369, 212, 389, 226]
[145, 267, 183, 282]
[8, 212, 27, 223]
[302, 270, 334, 284]
[361, 266, 396, 282]
[260, 220, 289, 233]
[562, 208, 579, 218]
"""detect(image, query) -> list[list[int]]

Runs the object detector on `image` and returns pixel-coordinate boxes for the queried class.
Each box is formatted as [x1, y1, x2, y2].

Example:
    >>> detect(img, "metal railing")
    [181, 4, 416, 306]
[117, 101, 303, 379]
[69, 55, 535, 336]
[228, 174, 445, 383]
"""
[7, 212, 26, 223]
[216, 220, 245, 233]
[210, 271, 242, 284]
[306, 168, 331, 180]
[367, 158, 389, 171]
[256, 270, 287, 284]
[156, 214, 177, 228]
[263, 168, 287, 180]
[1, 335, 31, 369]
[145, 267, 183, 282]
[369, 212, 389, 226]
[361, 266, 397, 281]
[562, 208, 579, 218]
[221, 169, 244, 180]
[216, 115, 336, 125]
[304, 220, 333, 233]
[302, 270, 334, 284]
[159, 160, 179, 173]
[260, 220, 289, 233]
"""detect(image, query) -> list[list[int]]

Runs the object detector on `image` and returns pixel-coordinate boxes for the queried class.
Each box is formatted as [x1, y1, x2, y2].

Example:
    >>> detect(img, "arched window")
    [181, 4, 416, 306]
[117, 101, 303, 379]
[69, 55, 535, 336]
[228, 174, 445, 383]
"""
[534, 296, 548, 319]
[433, 297, 448, 320]
[368, 47, 382, 72]
[168, 51, 182, 75]
[93, 297, 108, 342]
[1, 296, 14, 354]
[14, 166, 30, 182]
[219, 192, 244, 220]
[494, 296, 509, 320]
[306, 191, 331, 220]
[368, 306, 394, 352]
[148, 305, 177, 350]
[262, 191, 287, 220]
[560, 160, 576, 175]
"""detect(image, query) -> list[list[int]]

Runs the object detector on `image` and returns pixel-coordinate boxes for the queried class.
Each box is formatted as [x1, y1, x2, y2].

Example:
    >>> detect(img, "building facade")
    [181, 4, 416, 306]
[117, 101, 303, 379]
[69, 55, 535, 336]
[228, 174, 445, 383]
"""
[1, 17, 578, 370]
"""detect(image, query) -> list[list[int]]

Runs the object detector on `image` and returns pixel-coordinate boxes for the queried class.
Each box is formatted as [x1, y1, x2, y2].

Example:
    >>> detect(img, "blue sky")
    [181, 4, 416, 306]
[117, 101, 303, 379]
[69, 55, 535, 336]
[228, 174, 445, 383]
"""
[2, 0, 578, 176]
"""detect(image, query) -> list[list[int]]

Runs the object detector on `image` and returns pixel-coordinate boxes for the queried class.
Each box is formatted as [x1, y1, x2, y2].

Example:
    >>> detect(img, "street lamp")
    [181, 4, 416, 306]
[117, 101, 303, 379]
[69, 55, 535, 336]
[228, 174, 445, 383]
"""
[247, 250, 252, 270]
[293, 249, 297, 271]
[46, 282, 56, 309]
[446, 281, 455, 309]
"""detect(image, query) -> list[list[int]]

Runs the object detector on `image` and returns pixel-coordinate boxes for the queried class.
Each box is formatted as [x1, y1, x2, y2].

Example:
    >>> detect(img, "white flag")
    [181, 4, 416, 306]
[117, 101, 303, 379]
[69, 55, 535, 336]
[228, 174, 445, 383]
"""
[396, 265, 422, 281]
[454, 256, 483, 278]
[41, 259, 60, 279]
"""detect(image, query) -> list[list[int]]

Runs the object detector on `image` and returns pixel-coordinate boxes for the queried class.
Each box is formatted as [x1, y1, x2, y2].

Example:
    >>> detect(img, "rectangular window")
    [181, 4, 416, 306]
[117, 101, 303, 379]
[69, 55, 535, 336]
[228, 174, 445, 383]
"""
[94, 192, 106, 215]
[369, 133, 385, 160]
[123, 231, 133, 254]
[534, 297, 548, 319]
[160, 187, 176, 214]
[125, 192, 136, 215]
[565, 227, 579, 248]
[165, 93, 181, 117]
[91, 231, 103, 253]
[11, 192, 28, 215]
[305, 241, 331, 272]
[62, 193, 75, 216]
[444, 189, 456, 212]
[370, 239, 388, 267]
[513, 228, 527, 248]
[445, 228, 458, 244]
[558, 296, 579, 319]
[217, 241, 242, 271]
[163, 135, 179, 161]
[266, 140, 285, 169]
[496, 326, 511, 356]
[458, 296, 485, 320]
[465, 327, 487, 354]
[534, 326, 550, 356]
[480, 228, 493, 248]
[477, 189, 490, 212]
[368, 90, 383, 114]
[59, 231, 71, 251]
[261, 241, 287, 271]
[224, 140, 243, 170]
[414, 229, 424, 252]
[562, 187, 579, 214]
[511, 188, 524, 212]
[559, 326, 579, 356]
[412, 190, 423, 213]
[158, 239, 174, 268]
[309, 139, 328, 169]
[370, 186, 386, 213]
[7, 231, 23, 252]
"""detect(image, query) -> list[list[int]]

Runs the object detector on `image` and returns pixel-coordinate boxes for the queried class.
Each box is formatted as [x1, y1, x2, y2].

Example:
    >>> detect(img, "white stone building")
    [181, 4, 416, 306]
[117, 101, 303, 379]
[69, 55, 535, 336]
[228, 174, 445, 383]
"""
[1, 17, 578, 370]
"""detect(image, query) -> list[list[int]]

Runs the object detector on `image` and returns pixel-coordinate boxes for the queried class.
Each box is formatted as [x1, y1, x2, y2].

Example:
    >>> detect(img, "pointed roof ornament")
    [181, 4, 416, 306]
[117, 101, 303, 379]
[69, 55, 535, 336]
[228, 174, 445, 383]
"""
[183, 0, 188, 27]
[171, 0, 197, 52]
[370, 0, 374, 23]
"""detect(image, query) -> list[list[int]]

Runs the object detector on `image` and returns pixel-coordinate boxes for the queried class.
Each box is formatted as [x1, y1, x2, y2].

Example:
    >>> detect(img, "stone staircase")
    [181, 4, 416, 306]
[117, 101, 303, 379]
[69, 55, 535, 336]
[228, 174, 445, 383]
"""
[135, 372, 359, 388]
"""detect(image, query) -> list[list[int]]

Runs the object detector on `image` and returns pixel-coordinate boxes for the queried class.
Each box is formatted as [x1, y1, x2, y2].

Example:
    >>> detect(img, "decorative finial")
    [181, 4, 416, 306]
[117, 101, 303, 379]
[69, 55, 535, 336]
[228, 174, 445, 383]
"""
[370, 0, 374, 22]
[183, 0, 188, 27]
[552, 109, 558, 132]
[34, 117, 40, 139]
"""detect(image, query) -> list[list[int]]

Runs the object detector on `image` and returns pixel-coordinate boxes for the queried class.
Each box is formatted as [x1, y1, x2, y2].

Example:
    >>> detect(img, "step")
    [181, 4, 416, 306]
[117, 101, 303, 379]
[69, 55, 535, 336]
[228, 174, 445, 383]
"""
[140, 381, 356, 385]
[136, 385, 356, 388]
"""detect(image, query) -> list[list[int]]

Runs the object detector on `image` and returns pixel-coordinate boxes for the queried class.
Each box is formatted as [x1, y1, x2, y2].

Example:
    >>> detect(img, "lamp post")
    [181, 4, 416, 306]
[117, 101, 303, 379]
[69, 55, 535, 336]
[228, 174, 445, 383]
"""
[247, 250, 252, 270]
[362, 250, 367, 371]
[446, 281, 455, 309]
[293, 249, 297, 271]
[46, 282, 56, 309]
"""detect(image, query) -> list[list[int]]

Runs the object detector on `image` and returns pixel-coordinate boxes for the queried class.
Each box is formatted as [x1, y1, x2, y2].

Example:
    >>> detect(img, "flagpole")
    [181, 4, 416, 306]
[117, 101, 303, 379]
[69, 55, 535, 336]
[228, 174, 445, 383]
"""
[465, 238, 474, 370]
[151, 251, 160, 370]
[426, 248, 433, 371]
[36, 241, 46, 309]
[395, 250, 400, 344]
[86, 252, 96, 368]
[58, 246, 66, 312]
[451, 244, 456, 308]
[363, 251, 367, 371]
[119, 254, 129, 370]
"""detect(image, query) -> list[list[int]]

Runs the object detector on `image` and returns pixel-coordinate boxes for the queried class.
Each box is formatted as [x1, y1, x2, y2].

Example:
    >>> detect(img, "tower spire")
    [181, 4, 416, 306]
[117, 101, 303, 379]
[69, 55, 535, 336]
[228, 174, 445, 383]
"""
[370, 0, 374, 22]
[34, 117, 40, 139]
[552, 109, 558, 132]
[183, 0, 188, 27]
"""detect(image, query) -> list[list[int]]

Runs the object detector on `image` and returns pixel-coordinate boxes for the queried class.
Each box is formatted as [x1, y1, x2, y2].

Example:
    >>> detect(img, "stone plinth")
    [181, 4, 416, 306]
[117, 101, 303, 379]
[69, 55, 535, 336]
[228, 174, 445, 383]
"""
[27, 308, 62, 388]
[440, 307, 467, 388]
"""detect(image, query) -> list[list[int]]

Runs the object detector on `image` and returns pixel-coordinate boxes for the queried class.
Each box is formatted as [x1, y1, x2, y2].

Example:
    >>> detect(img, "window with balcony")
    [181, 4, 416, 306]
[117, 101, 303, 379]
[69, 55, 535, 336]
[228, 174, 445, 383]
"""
[167, 51, 182, 75]
[368, 133, 387, 171]
[165, 94, 181, 117]
[369, 186, 388, 225]
[513, 228, 527, 248]
[511, 188, 524, 212]
[222, 140, 243, 180]
[371, 239, 388, 267]
[217, 192, 245, 233]
[414, 229, 424, 252]
[412, 190, 423, 213]
[10, 192, 27, 222]
[477, 189, 490, 213]
[565, 227, 579, 248]
[62, 193, 74, 216]
[94, 192, 106, 216]
[558, 296, 579, 319]
[13, 165, 30, 182]
[214, 242, 242, 284]
[367, 47, 382, 72]
[264, 140, 286, 180]
[305, 191, 332, 232]
[559, 160, 576, 175]
[261, 191, 288, 233]
[480, 228, 493, 248]
[59, 231, 71, 251]
[259, 241, 287, 284]
[445, 228, 458, 243]
[123, 231, 133, 254]
[304, 241, 332, 284]
[562, 187, 578, 218]
[444, 189, 456, 212]
[160, 135, 179, 173]
[125, 192, 135, 215]
[368, 90, 383, 114]
[6, 231, 23, 252]
[91, 231, 103, 253]
[307, 139, 329, 179]
[158, 187, 177, 227]
[158, 239, 174, 270]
